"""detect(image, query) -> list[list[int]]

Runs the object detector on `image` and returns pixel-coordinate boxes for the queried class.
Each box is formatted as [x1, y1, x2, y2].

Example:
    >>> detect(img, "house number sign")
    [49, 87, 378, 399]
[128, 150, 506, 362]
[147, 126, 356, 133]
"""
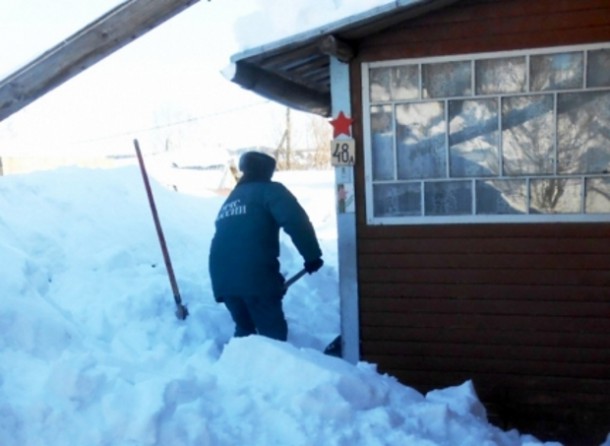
[330, 138, 355, 166]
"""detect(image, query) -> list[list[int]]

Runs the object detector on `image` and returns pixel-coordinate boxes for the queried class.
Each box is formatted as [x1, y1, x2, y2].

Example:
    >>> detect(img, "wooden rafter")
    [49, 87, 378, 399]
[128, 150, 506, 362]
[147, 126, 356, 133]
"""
[0, 0, 200, 122]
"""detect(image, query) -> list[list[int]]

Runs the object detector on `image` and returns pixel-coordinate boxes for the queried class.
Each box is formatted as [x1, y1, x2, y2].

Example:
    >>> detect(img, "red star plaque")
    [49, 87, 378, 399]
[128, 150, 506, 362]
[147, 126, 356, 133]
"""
[330, 111, 353, 138]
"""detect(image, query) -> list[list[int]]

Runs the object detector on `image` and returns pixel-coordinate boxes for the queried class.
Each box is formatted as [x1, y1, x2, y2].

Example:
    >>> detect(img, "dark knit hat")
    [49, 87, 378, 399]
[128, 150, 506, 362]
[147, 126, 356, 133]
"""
[239, 151, 276, 180]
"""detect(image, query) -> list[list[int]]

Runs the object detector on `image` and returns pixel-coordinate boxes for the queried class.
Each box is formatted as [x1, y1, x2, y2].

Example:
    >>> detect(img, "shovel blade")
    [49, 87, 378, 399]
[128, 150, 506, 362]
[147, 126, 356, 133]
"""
[324, 335, 342, 357]
[175, 304, 189, 320]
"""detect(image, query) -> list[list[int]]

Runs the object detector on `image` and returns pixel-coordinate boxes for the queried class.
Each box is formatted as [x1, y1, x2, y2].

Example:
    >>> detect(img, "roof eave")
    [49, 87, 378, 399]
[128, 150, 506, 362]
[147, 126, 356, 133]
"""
[227, 0, 461, 115]
[232, 60, 332, 116]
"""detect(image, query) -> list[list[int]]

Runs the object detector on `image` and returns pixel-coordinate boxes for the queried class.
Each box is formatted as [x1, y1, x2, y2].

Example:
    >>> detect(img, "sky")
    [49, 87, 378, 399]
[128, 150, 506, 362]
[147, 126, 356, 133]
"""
[0, 0, 392, 159]
[0, 0, 272, 156]
[0, 160, 586, 445]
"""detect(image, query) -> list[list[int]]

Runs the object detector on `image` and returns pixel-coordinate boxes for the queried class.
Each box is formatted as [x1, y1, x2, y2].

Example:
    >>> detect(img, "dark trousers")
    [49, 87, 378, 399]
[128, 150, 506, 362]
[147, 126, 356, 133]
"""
[223, 294, 288, 341]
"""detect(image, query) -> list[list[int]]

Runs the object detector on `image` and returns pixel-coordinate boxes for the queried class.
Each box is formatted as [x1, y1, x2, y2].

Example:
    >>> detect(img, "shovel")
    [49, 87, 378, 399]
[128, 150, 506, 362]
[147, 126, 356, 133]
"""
[134, 139, 188, 320]
[284, 268, 307, 290]
[283, 268, 342, 358]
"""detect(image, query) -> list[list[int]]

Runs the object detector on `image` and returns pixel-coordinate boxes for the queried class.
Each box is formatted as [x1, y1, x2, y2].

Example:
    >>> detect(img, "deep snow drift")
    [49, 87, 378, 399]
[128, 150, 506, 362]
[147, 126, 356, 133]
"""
[0, 160, 593, 445]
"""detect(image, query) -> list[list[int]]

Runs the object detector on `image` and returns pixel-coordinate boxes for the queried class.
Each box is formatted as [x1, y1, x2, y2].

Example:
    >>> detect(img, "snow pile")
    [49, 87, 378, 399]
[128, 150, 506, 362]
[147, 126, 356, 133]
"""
[234, 0, 394, 51]
[0, 164, 570, 445]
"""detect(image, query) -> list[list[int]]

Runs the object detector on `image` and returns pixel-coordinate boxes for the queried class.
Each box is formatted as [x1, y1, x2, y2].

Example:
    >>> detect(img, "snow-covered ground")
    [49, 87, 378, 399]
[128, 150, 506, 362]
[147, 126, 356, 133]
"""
[1, 161, 604, 445]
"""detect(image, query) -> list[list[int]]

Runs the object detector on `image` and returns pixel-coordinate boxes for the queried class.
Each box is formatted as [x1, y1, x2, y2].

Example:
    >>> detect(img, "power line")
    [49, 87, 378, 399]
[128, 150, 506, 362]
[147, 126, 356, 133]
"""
[66, 100, 271, 146]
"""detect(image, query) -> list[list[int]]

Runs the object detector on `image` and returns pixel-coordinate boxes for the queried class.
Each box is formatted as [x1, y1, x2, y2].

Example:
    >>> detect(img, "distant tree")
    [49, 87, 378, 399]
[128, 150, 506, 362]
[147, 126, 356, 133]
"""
[307, 114, 332, 169]
[273, 107, 333, 170]
[274, 108, 293, 170]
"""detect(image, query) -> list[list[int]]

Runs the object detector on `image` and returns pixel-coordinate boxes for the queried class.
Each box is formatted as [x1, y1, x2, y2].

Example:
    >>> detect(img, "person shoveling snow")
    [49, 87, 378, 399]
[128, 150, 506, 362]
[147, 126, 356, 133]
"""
[209, 151, 324, 341]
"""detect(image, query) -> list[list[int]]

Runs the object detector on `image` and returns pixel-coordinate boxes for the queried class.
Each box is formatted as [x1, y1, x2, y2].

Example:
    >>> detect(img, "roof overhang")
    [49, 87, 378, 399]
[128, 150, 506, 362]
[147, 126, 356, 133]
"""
[229, 0, 461, 117]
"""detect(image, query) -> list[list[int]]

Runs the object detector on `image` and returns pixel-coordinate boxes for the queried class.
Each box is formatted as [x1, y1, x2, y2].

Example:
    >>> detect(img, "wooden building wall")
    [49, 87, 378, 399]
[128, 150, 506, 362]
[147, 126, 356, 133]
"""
[350, 0, 610, 444]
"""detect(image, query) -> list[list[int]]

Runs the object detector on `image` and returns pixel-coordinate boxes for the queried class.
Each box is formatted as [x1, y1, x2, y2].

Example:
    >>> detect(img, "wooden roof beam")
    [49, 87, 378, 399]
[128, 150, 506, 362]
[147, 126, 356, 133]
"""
[318, 35, 355, 63]
[0, 0, 200, 122]
[231, 61, 331, 117]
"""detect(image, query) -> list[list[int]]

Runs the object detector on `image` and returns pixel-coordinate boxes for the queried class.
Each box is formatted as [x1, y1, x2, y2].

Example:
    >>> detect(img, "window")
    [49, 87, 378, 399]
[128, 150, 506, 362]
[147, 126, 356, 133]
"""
[363, 44, 610, 224]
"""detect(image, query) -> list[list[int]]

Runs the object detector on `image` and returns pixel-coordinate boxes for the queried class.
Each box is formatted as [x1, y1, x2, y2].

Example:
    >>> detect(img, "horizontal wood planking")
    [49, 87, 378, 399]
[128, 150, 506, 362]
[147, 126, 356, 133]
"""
[360, 222, 610, 238]
[359, 267, 610, 287]
[360, 325, 610, 349]
[360, 0, 610, 61]
[361, 339, 610, 366]
[423, 0, 610, 22]
[359, 252, 610, 270]
[359, 235, 610, 255]
[374, 8, 610, 43]
[363, 353, 609, 379]
[357, 225, 610, 299]
[361, 282, 609, 301]
[361, 311, 608, 334]
[359, 297, 610, 318]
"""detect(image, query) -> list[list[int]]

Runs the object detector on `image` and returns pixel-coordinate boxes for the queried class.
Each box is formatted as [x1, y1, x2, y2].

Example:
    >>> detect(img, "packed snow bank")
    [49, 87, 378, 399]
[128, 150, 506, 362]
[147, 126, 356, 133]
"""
[0, 165, 568, 445]
[211, 336, 542, 446]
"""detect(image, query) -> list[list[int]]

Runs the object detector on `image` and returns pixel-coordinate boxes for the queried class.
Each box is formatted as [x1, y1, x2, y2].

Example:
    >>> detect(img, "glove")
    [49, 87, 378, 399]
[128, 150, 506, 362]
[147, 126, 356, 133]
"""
[304, 258, 323, 274]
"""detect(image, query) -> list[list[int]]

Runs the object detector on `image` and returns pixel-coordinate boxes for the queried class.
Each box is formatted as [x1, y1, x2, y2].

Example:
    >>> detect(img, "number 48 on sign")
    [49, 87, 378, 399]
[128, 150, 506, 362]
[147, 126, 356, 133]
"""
[330, 138, 355, 166]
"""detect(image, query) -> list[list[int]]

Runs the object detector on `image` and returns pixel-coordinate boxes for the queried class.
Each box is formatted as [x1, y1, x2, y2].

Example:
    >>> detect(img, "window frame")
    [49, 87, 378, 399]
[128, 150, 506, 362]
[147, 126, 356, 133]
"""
[362, 43, 610, 225]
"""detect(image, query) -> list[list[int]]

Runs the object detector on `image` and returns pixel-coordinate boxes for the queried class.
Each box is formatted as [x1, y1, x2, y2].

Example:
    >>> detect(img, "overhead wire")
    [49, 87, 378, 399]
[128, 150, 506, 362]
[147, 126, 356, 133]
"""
[64, 99, 272, 146]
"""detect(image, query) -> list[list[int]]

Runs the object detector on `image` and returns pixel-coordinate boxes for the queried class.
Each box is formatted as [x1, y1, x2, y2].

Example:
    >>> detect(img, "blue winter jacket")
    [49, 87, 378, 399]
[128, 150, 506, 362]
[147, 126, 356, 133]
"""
[209, 179, 322, 301]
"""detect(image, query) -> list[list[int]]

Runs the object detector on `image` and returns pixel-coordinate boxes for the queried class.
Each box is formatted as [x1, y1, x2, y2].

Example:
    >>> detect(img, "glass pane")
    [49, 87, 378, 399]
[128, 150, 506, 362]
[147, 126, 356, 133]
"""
[585, 177, 610, 213]
[422, 61, 471, 98]
[424, 181, 472, 215]
[502, 94, 554, 175]
[587, 49, 610, 87]
[396, 102, 446, 179]
[530, 178, 582, 213]
[557, 91, 610, 174]
[369, 65, 419, 102]
[476, 56, 526, 94]
[371, 105, 395, 181]
[476, 179, 527, 214]
[449, 99, 499, 177]
[530, 52, 583, 91]
[373, 183, 421, 217]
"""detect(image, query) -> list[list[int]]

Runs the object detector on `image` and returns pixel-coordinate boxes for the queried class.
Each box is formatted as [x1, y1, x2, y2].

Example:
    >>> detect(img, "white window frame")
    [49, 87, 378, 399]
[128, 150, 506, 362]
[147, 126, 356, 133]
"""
[362, 42, 610, 225]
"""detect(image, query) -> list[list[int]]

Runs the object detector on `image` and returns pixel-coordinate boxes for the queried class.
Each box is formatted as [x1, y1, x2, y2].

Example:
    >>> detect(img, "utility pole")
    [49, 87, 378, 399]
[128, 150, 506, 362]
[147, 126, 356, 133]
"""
[285, 107, 292, 170]
[275, 107, 293, 170]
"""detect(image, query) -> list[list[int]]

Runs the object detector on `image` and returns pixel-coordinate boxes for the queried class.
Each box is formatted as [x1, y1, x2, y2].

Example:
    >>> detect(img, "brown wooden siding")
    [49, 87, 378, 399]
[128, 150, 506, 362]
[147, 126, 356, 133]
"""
[350, 0, 610, 444]
[360, 0, 610, 61]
